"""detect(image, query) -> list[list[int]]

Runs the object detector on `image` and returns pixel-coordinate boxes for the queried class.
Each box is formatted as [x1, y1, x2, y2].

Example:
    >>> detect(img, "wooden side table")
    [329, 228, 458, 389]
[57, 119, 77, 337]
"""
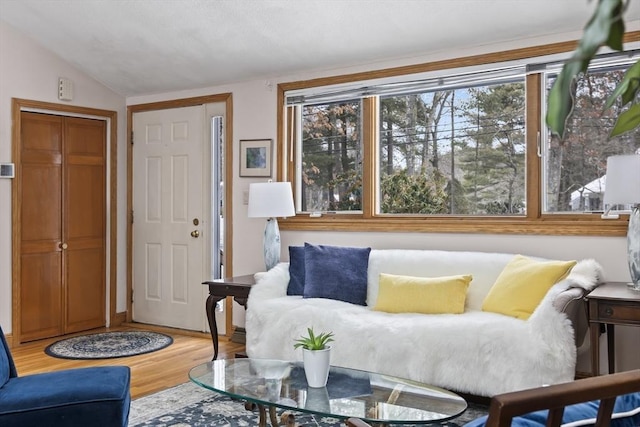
[202, 274, 256, 360]
[587, 282, 640, 376]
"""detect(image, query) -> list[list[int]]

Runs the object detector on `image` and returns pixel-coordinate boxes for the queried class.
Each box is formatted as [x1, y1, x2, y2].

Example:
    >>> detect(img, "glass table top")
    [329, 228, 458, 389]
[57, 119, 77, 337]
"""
[189, 359, 467, 425]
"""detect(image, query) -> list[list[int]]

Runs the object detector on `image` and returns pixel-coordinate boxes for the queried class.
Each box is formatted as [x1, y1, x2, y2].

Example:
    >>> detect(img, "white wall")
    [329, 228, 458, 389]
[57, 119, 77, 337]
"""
[0, 22, 128, 331]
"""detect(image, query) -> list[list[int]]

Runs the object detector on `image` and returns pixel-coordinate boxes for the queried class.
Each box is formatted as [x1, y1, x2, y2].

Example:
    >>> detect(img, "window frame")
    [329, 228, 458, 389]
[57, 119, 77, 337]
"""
[276, 34, 639, 236]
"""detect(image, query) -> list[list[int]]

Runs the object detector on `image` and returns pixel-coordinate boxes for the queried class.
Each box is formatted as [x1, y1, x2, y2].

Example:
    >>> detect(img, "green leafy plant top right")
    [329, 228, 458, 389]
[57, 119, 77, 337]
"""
[293, 327, 334, 351]
[547, 0, 639, 139]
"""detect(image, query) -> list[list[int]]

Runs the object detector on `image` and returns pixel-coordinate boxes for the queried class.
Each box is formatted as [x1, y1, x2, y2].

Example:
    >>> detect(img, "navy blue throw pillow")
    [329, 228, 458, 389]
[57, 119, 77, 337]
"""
[303, 243, 371, 305]
[287, 246, 305, 296]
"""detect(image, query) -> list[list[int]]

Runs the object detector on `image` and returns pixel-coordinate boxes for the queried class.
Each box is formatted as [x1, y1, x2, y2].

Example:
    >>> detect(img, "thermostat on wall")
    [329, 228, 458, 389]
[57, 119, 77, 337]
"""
[0, 163, 15, 178]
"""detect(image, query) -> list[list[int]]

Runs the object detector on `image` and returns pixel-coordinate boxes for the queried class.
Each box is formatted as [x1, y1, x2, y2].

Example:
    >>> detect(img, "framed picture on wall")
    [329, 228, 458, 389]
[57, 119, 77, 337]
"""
[240, 139, 272, 177]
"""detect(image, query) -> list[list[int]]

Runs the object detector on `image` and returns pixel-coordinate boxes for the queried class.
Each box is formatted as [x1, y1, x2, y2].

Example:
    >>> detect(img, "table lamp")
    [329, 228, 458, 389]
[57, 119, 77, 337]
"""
[603, 154, 640, 290]
[248, 181, 295, 271]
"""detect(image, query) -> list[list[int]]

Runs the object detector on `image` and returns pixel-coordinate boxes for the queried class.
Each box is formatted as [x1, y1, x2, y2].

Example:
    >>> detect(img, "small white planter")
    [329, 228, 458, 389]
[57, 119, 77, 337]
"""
[302, 347, 331, 388]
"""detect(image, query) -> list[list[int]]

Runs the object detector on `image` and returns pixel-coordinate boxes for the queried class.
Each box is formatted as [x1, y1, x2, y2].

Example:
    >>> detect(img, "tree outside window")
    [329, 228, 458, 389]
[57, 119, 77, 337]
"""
[300, 100, 363, 212]
[379, 81, 525, 215]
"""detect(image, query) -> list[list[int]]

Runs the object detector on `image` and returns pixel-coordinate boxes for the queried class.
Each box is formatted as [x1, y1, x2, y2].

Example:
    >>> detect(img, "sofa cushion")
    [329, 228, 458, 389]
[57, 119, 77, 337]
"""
[303, 243, 371, 305]
[481, 255, 576, 320]
[288, 245, 305, 295]
[373, 273, 472, 314]
[0, 366, 131, 427]
[463, 392, 640, 427]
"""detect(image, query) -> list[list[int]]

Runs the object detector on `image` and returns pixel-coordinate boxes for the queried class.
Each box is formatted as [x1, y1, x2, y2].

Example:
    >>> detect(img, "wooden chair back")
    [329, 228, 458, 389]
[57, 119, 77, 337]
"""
[345, 369, 640, 427]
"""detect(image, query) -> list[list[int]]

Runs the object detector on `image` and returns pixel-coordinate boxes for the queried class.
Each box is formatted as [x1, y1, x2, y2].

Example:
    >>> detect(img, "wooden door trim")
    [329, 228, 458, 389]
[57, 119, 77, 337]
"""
[11, 98, 118, 342]
[126, 94, 234, 336]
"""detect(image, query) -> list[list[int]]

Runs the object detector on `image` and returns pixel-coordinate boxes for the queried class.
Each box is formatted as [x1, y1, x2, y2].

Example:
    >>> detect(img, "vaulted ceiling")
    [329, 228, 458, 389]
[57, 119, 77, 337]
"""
[1, 0, 639, 97]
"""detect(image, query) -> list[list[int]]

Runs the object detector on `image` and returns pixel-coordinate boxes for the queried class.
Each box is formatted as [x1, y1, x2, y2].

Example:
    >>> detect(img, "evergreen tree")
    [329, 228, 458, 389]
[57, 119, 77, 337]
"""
[301, 101, 362, 211]
[460, 83, 526, 214]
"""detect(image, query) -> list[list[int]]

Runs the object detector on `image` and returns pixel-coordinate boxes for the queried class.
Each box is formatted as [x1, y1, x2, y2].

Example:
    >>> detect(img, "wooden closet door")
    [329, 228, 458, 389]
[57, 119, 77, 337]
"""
[19, 112, 64, 341]
[64, 117, 106, 333]
[18, 112, 106, 342]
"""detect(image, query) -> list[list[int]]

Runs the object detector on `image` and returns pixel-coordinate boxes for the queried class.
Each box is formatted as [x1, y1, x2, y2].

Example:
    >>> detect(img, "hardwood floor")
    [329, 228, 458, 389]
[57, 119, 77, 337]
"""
[9, 323, 245, 399]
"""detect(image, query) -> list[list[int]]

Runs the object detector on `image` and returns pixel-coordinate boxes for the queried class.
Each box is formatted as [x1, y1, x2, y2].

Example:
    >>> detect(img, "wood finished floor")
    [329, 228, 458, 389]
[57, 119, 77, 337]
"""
[9, 323, 245, 399]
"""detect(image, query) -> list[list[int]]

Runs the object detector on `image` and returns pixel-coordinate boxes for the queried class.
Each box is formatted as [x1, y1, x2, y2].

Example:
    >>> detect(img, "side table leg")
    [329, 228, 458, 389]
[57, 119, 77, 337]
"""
[606, 324, 615, 374]
[590, 322, 600, 376]
[205, 294, 224, 360]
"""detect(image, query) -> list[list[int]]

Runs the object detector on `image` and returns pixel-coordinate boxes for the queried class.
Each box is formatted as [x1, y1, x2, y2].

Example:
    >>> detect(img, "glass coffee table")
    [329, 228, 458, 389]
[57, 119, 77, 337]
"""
[189, 359, 467, 426]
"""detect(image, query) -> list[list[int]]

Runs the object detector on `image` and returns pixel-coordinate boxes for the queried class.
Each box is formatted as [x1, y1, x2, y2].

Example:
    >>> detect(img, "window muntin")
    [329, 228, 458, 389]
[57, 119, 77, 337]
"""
[379, 81, 526, 215]
[543, 65, 640, 213]
[299, 100, 363, 212]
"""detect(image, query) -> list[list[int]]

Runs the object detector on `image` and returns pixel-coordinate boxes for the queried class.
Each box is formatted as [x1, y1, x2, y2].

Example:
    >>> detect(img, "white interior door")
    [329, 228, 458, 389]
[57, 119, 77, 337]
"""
[132, 106, 208, 330]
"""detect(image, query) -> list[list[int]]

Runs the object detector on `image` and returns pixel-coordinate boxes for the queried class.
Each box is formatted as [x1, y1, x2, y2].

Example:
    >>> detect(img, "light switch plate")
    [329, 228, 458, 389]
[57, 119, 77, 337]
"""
[58, 77, 73, 101]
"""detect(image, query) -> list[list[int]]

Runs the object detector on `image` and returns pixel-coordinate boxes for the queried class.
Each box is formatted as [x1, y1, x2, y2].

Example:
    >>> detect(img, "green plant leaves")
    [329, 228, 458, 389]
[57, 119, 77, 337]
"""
[610, 103, 640, 137]
[293, 327, 334, 351]
[546, 0, 640, 137]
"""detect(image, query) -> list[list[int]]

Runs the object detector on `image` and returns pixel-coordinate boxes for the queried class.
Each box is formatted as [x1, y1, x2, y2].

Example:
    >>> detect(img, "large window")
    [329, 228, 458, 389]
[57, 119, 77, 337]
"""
[279, 41, 639, 236]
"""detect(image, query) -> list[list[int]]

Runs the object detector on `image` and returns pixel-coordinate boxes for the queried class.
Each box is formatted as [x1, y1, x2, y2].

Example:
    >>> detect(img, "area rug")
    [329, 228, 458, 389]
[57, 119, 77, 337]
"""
[128, 382, 488, 426]
[45, 331, 173, 359]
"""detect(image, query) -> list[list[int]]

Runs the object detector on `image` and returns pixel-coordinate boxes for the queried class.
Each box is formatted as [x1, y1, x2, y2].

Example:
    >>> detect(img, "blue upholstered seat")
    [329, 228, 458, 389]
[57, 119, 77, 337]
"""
[0, 325, 131, 427]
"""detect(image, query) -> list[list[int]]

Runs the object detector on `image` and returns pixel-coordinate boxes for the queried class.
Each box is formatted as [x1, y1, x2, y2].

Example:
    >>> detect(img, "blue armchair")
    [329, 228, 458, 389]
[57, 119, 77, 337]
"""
[0, 325, 131, 427]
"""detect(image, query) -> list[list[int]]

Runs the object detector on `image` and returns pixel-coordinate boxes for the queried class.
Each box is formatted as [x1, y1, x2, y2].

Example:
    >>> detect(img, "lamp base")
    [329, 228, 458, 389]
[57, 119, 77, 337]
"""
[263, 218, 281, 271]
[628, 206, 640, 291]
[626, 283, 640, 292]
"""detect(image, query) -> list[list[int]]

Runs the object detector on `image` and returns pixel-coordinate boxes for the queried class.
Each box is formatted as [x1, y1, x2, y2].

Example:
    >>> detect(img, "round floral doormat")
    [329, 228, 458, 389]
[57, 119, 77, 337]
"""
[45, 331, 173, 359]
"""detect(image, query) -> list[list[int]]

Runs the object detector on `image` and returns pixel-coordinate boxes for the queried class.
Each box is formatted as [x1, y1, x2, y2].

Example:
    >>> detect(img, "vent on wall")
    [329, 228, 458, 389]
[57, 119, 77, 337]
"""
[58, 77, 73, 101]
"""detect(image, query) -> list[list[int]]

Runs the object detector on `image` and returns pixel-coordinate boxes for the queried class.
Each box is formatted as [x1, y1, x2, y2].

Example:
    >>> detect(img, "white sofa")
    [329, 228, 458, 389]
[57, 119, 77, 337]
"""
[245, 249, 602, 397]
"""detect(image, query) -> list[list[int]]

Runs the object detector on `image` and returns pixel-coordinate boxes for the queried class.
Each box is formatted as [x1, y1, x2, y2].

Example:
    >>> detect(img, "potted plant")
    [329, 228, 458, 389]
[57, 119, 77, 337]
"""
[294, 327, 334, 388]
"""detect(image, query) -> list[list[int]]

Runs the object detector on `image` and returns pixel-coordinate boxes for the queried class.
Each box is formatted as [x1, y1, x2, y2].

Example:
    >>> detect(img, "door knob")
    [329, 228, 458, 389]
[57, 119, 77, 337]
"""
[59, 242, 68, 250]
[191, 230, 200, 238]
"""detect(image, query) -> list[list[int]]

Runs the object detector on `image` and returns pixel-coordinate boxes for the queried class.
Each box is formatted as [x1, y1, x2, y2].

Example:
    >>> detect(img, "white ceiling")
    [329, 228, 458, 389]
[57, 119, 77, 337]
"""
[1, 0, 639, 97]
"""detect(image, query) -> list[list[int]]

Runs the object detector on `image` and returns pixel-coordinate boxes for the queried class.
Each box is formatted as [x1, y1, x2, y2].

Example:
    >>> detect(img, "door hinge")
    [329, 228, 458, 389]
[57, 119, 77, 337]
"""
[131, 131, 134, 145]
[130, 210, 134, 224]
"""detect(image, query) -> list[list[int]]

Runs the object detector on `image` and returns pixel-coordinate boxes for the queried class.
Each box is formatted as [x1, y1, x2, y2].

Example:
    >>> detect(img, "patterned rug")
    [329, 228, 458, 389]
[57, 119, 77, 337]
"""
[128, 382, 488, 426]
[45, 331, 173, 359]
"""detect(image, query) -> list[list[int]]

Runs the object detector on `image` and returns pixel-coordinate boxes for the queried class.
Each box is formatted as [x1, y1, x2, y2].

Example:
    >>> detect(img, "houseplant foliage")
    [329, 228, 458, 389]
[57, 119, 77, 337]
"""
[294, 327, 334, 387]
[547, 0, 639, 139]
[294, 327, 334, 350]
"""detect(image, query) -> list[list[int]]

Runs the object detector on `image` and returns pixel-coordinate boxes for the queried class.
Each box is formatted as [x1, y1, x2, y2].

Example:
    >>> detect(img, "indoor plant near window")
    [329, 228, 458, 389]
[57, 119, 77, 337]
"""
[547, 0, 639, 139]
[294, 327, 334, 388]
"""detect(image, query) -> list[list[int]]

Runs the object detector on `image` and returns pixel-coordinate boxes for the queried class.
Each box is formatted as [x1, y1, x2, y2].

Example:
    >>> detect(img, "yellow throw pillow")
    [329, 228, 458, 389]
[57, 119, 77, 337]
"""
[481, 255, 577, 320]
[373, 273, 472, 314]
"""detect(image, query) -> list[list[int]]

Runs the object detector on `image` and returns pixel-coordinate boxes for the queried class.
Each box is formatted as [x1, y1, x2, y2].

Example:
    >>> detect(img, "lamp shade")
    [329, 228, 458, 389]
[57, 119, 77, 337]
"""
[248, 182, 295, 218]
[603, 154, 640, 207]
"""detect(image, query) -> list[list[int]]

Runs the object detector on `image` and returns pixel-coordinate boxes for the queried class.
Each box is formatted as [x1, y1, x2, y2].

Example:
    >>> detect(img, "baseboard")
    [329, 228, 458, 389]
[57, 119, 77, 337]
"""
[230, 327, 246, 344]
[4, 332, 14, 348]
[121, 321, 212, 339]
[111, 311, 127, 327]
